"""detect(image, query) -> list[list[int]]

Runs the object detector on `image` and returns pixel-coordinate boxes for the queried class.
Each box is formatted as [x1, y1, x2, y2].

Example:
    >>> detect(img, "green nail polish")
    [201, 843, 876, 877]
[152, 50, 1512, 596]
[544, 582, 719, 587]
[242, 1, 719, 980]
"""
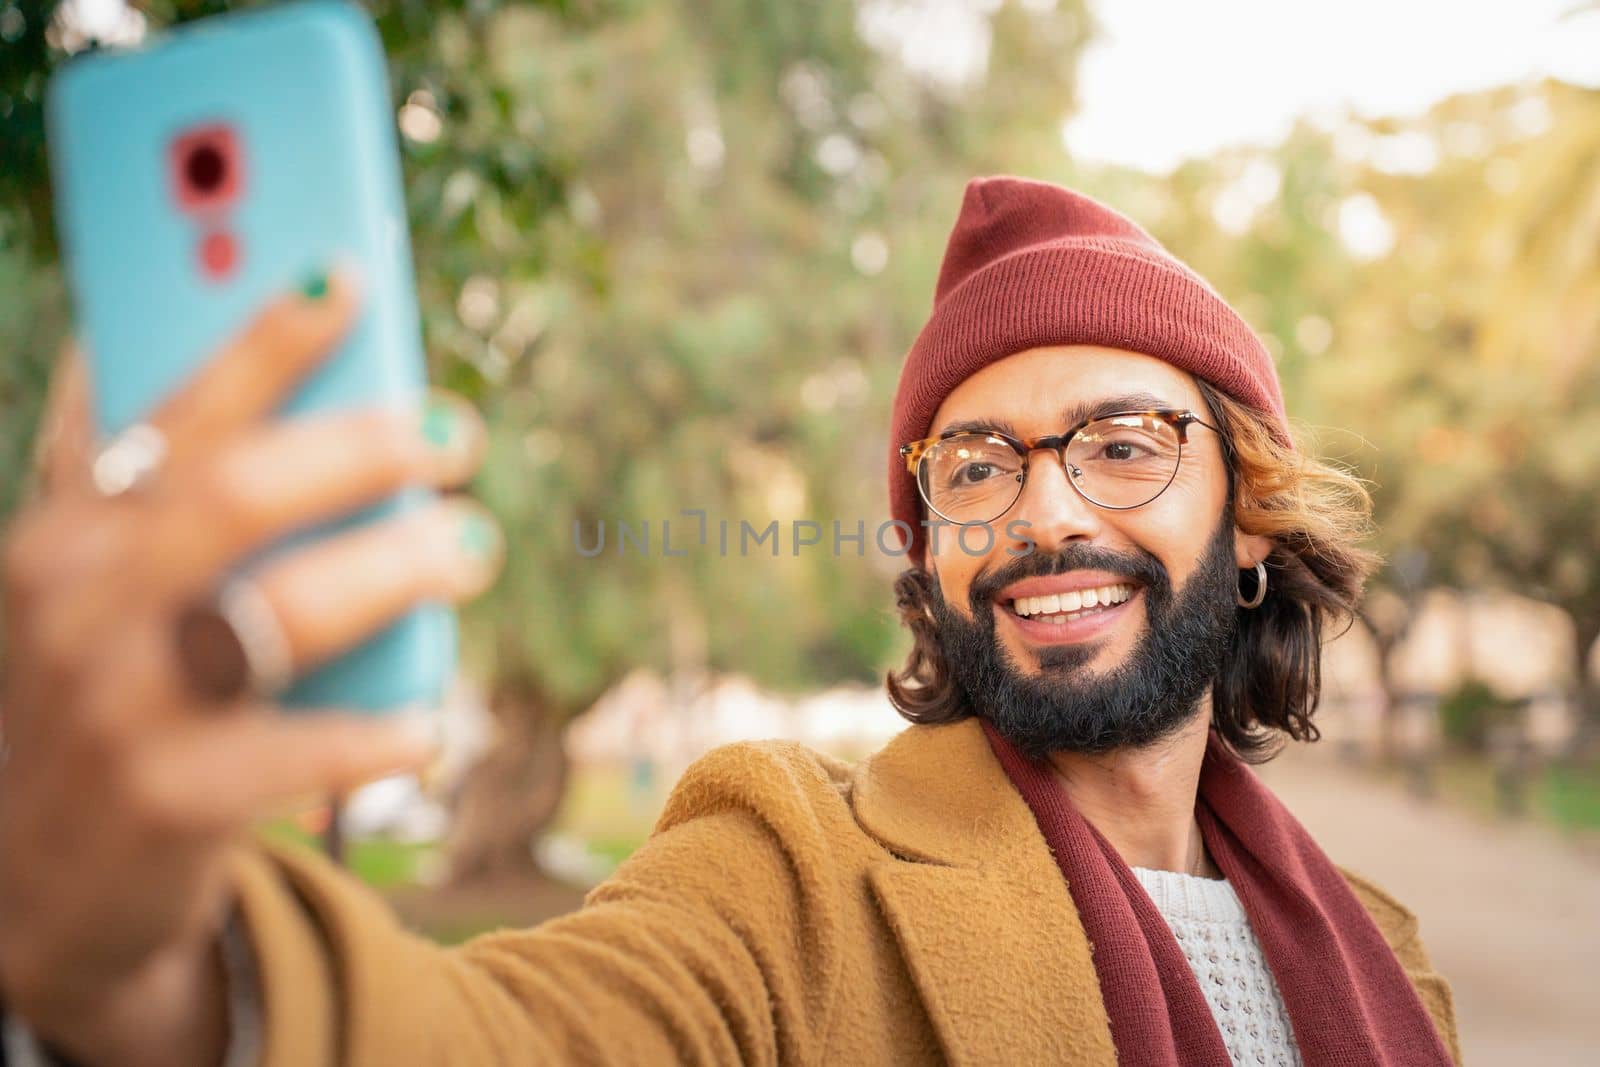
[421, 397, 457, 449]
[299, 271, 330, 300]
[459, 512, 500, 559]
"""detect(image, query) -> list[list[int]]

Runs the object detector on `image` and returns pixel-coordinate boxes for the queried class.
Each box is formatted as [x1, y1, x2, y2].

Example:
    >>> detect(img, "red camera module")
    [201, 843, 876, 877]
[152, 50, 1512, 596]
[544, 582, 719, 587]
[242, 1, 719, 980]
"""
[169, 123, 245, 281]
[169, 123, 243, 215]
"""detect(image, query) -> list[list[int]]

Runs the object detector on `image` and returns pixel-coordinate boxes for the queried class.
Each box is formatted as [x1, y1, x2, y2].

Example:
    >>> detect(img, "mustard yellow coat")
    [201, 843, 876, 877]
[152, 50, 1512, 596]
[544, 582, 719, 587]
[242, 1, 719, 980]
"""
[232, 717, 1462, 1066]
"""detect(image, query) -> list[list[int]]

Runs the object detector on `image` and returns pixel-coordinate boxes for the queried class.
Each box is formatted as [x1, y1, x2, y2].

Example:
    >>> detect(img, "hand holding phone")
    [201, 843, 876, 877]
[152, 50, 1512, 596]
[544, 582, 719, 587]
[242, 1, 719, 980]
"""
[0, 275, 501, 1065]
[0, 3, 513, 1060]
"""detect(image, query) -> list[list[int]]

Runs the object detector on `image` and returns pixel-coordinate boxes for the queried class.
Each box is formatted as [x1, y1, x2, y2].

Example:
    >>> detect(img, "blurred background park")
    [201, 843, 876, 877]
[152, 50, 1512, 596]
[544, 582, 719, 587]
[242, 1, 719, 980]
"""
[2, 0, 1599, 1061]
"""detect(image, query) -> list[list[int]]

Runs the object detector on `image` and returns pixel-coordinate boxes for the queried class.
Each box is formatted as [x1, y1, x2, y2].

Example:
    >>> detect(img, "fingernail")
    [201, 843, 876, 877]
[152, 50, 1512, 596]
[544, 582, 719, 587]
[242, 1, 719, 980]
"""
[299, 270, 330, 300]
[299, 260, 363, 303]
[459, 507, 503, 563]
[447, 501, 505, 597]
[419, 389, 486, 463]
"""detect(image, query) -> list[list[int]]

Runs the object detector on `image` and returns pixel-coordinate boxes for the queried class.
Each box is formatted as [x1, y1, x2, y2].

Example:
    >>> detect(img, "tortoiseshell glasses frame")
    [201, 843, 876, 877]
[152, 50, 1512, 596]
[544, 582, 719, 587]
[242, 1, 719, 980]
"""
[899, 408, 1220, 526]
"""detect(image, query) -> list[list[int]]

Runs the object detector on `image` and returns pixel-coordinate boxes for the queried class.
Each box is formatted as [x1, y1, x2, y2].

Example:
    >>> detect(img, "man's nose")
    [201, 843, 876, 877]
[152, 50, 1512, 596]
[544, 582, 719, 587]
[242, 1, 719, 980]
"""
[1004, 448, 1102, 552]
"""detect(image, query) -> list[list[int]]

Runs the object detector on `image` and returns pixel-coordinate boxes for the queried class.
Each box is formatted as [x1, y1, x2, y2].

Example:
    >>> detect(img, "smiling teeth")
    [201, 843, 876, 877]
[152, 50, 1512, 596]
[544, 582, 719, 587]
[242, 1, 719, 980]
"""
[1011, 583, 1134, 618]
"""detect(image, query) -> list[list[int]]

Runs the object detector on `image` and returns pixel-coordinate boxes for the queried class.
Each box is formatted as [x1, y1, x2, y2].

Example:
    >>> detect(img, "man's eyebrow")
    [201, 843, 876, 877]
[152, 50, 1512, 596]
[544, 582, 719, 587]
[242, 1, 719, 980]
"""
[935, 415, 1022, 437]
[1059, 391, 1178, 427]
[933, 392, 1181, 439]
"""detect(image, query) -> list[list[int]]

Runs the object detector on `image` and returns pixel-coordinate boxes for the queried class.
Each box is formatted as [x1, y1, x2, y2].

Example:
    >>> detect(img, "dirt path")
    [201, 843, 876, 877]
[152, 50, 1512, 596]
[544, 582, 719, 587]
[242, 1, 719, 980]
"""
[1256, 750, 1600, 1066]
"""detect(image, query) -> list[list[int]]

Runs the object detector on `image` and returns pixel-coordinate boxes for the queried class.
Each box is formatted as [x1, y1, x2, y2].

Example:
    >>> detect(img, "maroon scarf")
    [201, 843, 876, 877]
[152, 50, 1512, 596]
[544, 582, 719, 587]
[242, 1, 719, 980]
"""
[979, 718, 1453, 1066]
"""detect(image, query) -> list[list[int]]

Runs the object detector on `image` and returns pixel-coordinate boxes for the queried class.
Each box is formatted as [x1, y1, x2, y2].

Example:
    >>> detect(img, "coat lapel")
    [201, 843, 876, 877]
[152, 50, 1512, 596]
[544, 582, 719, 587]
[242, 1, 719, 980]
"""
[853, 718, 1119, 1066]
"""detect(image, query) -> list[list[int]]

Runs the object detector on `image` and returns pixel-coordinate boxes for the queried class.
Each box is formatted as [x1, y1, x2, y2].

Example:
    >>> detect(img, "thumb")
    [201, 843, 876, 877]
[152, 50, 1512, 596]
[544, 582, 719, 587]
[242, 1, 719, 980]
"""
[33, 341, 98, 499]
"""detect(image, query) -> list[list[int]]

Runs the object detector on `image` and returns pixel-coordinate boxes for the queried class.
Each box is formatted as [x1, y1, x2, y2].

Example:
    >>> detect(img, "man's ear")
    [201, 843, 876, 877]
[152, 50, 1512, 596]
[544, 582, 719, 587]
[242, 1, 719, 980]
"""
[1234, 527, 1272, 569]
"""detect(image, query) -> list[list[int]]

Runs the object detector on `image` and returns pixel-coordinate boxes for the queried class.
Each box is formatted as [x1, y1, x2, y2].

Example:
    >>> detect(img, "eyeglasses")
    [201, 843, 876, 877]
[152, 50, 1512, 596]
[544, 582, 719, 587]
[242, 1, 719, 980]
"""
[900, 409, 1220, 527]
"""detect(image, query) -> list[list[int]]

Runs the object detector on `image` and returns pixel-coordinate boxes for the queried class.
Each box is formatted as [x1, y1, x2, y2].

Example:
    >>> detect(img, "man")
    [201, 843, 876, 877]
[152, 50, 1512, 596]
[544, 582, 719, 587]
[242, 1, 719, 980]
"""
[1, 177, 1461, 1065]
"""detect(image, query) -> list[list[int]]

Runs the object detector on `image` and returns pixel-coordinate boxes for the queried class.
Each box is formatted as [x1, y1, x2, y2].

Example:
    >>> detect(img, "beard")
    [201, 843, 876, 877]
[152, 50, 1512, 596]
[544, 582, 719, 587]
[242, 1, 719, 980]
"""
[926, 511, 1240, 761]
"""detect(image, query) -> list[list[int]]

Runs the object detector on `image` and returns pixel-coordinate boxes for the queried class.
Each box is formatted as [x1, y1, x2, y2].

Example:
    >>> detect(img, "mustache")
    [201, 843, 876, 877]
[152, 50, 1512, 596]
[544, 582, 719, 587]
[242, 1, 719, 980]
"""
[968, 542, 1169, 607]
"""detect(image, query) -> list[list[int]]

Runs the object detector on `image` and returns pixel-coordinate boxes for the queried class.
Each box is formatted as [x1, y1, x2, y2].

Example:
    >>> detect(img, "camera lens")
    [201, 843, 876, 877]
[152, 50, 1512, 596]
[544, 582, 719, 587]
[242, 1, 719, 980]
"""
[185, 144, 227, 195]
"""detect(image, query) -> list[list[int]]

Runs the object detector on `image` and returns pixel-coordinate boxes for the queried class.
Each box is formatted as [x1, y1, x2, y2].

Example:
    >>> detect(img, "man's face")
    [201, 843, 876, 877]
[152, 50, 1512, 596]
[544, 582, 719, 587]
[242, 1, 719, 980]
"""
[921, 346, 1269, 759]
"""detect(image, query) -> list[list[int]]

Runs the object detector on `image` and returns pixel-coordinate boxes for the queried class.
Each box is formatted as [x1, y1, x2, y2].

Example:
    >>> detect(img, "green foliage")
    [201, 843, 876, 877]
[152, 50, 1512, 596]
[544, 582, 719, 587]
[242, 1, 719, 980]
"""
[1538, 762, 1600, 831]
[0, 223, 63, 519]
[1320, 84, 1600, 713]
[258, 818, 435, 888]
[1436, 679, 1516, 753]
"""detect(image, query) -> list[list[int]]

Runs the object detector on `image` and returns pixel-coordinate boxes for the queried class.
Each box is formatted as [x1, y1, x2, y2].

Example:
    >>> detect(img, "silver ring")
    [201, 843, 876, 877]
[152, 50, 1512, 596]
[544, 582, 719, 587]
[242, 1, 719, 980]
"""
[175, 576, 295, 702]
[91, 422, 169, 497]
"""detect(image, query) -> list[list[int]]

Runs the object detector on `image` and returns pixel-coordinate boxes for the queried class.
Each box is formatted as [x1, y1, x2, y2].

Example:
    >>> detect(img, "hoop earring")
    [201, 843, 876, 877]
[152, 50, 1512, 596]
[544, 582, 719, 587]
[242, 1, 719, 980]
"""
[1237, 561, 1267, 609]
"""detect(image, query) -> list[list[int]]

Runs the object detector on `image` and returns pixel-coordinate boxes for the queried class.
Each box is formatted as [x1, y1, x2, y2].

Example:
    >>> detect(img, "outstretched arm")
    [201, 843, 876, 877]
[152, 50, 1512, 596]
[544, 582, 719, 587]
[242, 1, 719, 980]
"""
[231, 743, 845, 1067]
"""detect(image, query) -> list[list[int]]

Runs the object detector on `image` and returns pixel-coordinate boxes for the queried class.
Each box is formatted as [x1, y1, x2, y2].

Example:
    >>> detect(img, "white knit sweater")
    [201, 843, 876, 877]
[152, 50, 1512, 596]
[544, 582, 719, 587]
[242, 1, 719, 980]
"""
[1131, 866, 1303, 1067]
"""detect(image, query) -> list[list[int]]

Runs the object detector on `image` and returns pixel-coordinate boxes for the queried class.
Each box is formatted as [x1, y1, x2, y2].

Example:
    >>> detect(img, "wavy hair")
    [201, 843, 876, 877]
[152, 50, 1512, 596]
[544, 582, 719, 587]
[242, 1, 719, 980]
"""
[885, 380, 1381, 763]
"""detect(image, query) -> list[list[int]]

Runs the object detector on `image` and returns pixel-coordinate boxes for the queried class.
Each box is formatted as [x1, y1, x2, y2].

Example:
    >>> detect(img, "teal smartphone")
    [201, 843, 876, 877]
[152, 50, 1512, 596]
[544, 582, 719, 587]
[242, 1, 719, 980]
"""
[45, 0, 456, 713]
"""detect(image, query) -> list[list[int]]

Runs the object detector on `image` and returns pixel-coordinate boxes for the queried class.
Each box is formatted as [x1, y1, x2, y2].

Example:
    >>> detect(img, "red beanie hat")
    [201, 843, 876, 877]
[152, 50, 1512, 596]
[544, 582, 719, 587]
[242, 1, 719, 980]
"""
[887, 176, 1290, 565]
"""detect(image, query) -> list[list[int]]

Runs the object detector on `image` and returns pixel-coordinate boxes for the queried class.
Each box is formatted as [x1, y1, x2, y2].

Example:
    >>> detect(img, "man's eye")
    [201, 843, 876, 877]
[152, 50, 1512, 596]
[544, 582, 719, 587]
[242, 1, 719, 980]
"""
[953, 463, 997, 484]
[1095, 437, 1160, 461]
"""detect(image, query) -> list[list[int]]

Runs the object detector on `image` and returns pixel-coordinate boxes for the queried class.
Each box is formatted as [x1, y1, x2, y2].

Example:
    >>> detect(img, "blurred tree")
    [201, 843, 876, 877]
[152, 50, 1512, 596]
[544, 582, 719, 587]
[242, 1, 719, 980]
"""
[1347, 82, 1600, 741]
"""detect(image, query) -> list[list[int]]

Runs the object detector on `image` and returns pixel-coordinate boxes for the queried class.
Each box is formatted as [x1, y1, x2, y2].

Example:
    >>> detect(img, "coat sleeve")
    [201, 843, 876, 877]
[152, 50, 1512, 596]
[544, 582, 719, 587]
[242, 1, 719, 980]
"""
[1336, 867, 1463, 1067]
[228, 741, 850, 1067]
